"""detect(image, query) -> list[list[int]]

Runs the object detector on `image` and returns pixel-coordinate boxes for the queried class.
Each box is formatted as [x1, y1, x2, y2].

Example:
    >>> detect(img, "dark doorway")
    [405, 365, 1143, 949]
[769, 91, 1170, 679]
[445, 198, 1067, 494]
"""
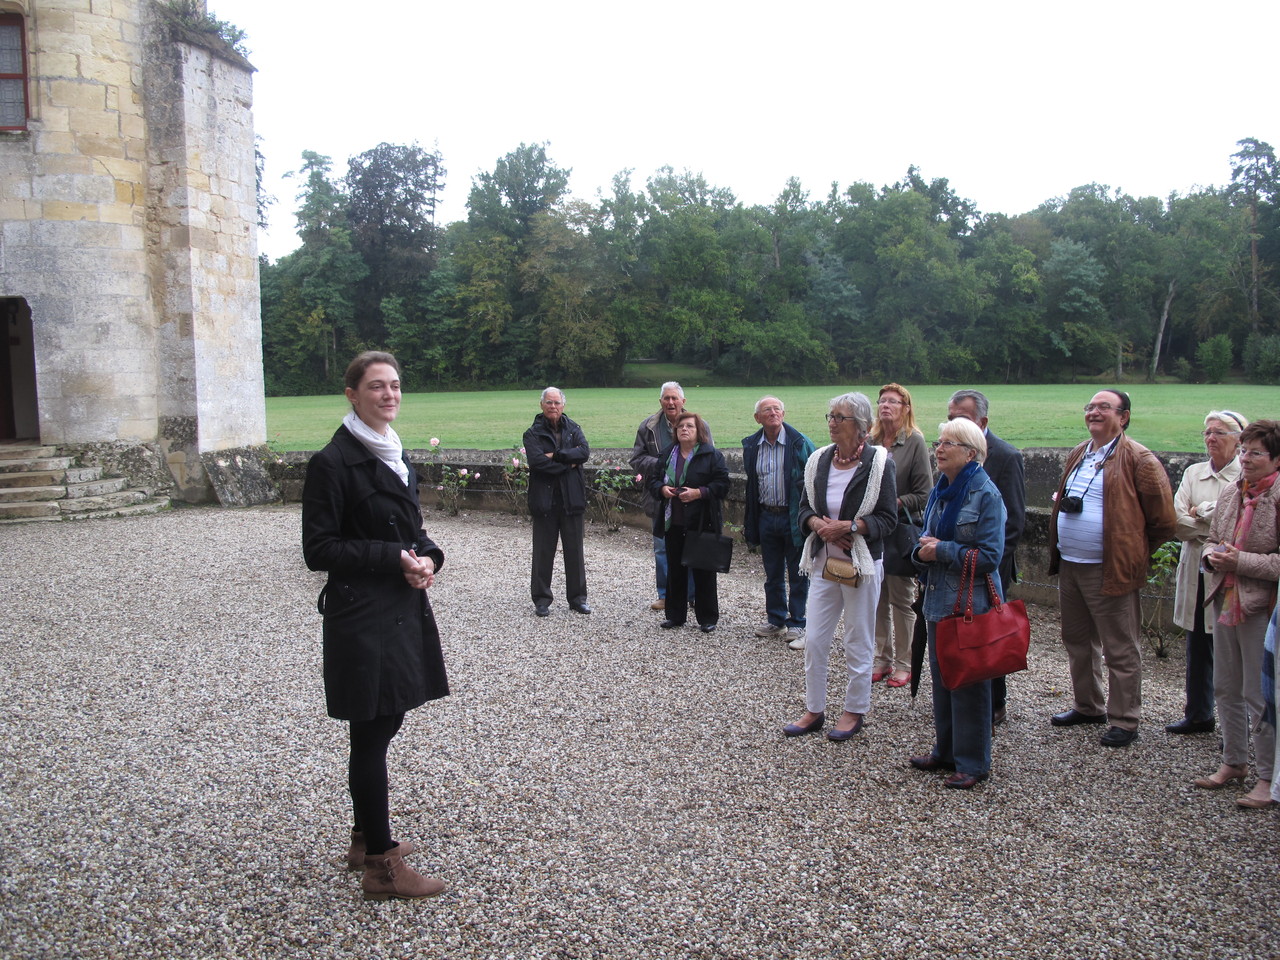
[1, 298, 37, 441]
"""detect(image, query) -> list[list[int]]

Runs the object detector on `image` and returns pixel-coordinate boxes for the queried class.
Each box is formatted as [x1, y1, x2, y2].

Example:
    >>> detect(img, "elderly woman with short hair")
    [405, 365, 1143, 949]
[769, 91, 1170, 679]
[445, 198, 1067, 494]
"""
[1166, 410, 1246, 735]
[1198, 419, 1280, 808]
[783, 393, 898, 742]
[907, 417, 1007, 788]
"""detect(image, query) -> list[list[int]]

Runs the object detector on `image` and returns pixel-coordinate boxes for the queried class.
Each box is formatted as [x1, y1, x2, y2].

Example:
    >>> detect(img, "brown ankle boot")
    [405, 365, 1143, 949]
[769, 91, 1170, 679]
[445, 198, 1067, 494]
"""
[361, 851, 446, 901]
[346, 832, 417, 871]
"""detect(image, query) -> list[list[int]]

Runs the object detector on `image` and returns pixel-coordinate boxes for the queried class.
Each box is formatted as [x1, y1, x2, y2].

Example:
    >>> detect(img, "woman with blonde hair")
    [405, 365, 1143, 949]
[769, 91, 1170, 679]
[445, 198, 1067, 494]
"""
[869, 383, 934, 688]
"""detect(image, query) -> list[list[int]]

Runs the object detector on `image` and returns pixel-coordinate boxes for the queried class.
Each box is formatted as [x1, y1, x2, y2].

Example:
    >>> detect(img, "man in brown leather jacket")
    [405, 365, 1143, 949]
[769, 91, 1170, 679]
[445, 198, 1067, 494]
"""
[1047, 389, 1176, 747]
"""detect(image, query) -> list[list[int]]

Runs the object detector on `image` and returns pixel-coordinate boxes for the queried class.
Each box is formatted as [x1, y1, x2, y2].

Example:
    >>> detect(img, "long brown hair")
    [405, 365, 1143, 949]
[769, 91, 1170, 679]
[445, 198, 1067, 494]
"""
[870, 382, 919, 444]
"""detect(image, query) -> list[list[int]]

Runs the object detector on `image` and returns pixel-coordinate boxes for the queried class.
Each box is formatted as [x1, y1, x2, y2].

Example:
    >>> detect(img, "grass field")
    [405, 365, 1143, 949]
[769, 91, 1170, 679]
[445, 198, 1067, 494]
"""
[266, 383, 1278, 453]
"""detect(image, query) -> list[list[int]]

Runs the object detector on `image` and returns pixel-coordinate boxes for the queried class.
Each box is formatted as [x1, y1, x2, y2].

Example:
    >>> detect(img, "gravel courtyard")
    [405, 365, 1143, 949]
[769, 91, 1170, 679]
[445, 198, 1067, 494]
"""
[1, 505, 1276, 960]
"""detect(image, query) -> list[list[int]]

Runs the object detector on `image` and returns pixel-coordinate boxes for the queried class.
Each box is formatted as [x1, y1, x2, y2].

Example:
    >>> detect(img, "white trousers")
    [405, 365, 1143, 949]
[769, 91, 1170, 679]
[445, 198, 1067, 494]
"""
[803, 560, 884, 715]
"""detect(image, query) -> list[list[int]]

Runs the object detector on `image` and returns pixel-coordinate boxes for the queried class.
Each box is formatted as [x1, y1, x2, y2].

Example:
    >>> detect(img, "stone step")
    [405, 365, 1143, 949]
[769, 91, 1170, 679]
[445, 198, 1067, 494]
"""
[0, 470, 65, 488]
[58, 489, 150, 515]
[0, 456, 74, 475]
[0, 484, 65, 503]
[0, 500, 61, 520]
[0, 494, 171, 524]
[0, 443, 56, 461]
[63, 476, 128, 499]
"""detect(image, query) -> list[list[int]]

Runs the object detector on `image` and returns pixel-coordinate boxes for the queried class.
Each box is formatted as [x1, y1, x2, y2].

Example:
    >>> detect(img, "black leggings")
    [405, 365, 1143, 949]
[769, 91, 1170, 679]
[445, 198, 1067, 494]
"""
[348, 713, 405, 856]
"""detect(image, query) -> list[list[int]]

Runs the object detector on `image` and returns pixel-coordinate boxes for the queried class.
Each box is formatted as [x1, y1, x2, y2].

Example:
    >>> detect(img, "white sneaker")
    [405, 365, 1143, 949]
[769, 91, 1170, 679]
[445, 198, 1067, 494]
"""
[755, 623, 787, 638]
[787, 629, 807, 650]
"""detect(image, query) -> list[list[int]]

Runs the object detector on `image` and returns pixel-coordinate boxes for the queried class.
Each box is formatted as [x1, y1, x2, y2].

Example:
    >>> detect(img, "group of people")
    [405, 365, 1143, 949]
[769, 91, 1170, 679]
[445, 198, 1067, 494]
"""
[299, 349, 1280, 900]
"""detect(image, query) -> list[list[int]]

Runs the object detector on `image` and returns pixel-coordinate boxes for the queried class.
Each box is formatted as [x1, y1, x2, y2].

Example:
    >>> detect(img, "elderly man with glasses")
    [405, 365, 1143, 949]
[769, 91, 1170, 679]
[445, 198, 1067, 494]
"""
[1047, 389, 1176, 747]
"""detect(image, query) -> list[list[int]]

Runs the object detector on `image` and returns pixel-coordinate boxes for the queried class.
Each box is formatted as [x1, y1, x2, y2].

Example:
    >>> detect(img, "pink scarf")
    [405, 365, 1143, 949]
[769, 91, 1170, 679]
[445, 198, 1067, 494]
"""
[1218, 470, 1279, 626]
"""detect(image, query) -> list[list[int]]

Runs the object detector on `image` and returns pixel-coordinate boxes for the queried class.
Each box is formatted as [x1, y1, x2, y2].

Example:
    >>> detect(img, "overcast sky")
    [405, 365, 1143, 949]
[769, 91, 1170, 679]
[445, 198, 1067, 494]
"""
[208, 0, 1280, 262]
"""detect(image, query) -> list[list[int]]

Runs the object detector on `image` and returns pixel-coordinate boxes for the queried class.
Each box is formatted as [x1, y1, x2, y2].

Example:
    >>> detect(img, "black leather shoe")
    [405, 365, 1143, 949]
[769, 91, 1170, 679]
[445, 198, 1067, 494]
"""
[943, 771, 989, 789]
[1165, 718, 1214, 735]
[1050, 708, 1106, 727]
[992, 706, 1007, 727]
[1100, 726, 1138, 748]
[909, 754, 955, 772]
[535, 605, 550, 618]
[569, 602, 592, 615]
[699, 623, 717, 633]
[658, 619, 683, 629]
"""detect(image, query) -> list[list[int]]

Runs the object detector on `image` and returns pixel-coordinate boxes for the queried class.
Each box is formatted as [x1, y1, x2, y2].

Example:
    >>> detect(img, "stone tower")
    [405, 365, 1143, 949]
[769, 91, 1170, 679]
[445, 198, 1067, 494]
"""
[0, 0, 269, 503]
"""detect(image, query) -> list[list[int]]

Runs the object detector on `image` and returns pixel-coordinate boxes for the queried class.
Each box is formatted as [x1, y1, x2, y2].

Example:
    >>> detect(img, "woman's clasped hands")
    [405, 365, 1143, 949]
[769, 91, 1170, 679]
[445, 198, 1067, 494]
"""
[400, 549, 435, 590]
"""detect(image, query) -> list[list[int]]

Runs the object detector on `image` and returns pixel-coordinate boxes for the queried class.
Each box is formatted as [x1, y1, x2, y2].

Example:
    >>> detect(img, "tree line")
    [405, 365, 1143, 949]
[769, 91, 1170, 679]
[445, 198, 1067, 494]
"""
[259, 139, 1280, 396]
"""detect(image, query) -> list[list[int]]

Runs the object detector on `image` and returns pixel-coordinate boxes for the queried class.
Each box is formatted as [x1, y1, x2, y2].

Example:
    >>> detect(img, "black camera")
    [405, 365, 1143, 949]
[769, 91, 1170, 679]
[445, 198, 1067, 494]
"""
[1059, 495, 1084, 514]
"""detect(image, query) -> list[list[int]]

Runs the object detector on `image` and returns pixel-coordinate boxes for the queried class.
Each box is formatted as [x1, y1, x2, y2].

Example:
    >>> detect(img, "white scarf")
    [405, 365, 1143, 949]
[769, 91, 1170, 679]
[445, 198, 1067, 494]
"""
[798, 443, 886, 578]
[343, 410, 409, 486]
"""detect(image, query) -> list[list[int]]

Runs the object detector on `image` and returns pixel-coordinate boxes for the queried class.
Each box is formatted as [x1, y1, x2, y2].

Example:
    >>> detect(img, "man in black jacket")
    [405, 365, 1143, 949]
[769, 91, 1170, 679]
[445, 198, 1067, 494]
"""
[524, 387, 590, 617]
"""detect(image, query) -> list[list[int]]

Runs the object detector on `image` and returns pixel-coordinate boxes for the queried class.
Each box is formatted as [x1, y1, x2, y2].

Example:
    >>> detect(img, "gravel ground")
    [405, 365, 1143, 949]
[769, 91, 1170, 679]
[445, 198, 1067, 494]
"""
[1, 505, 1277, 960]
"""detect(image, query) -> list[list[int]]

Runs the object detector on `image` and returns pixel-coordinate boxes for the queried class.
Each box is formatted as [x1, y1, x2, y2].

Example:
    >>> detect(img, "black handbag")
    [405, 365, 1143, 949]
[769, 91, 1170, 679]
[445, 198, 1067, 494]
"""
[682, 516, 733, 573]
[882, 506, 921, 577]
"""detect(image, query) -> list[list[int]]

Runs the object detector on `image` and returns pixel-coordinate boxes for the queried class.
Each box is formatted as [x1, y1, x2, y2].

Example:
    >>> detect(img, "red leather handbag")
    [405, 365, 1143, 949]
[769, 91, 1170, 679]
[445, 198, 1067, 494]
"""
[934, 549, 1030, 691]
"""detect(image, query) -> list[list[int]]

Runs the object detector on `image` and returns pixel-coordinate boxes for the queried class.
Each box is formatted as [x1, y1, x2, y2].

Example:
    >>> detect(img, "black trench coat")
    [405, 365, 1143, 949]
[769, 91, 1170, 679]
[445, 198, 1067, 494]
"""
[302, 425, 449, 722]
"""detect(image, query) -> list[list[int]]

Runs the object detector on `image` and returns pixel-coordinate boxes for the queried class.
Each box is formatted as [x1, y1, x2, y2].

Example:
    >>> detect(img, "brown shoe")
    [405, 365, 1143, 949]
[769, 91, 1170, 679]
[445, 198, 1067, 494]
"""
[650, 598, 665, 611]
[362, 851, 446, 900]
[346, 831, 416, 871]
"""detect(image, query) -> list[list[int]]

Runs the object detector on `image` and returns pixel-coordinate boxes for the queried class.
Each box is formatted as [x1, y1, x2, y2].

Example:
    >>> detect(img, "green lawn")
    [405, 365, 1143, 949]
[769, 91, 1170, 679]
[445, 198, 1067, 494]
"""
[266, 383, 1278, 453]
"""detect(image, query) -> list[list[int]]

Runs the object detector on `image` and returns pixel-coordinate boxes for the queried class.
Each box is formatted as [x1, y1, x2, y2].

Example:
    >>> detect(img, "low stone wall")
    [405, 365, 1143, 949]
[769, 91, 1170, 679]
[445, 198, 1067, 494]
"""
[269, 445, 1189, 626]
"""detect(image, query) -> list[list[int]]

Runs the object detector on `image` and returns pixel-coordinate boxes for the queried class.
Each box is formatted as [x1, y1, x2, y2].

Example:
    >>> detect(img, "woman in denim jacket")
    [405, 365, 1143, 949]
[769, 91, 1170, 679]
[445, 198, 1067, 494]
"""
[908, 417, 1008, 789]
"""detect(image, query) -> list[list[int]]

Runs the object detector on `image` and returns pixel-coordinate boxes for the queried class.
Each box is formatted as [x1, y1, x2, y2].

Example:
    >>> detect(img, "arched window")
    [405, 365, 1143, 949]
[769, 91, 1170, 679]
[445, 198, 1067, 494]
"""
[0, 13, 27, 131]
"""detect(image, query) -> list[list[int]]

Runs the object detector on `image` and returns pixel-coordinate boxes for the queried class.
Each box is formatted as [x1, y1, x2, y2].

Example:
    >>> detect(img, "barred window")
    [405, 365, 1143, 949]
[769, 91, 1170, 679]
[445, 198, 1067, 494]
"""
[0, 14, 27, 131]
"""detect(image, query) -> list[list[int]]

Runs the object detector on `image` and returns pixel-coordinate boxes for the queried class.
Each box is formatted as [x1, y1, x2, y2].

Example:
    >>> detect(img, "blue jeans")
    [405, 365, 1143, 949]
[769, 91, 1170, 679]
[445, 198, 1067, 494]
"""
[653, 535, 694, 601]
[758, 509, 807, 629]
[927, 621, 992, 776]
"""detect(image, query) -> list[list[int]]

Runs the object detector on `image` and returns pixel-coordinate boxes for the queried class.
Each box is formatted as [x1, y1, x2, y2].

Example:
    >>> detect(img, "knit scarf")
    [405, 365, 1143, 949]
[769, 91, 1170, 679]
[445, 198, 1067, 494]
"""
[798, 443, 886, 579]
[923, 461, 982, 540]
[343, 410, 409, 486]
[1218, 470, 1278, 627]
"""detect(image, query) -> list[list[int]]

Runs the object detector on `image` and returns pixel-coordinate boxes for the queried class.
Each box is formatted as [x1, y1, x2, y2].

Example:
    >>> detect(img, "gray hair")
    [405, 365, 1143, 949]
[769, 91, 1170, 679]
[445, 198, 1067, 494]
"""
[1206, 409, 1247, 432]
[660, 381, 685, 400]
[540, 386, 565, 403]
[830, 392, 873, 435]
[754, 395, 784, 415]
[949, 389, 989, 421]
[938, 417, 988, 463]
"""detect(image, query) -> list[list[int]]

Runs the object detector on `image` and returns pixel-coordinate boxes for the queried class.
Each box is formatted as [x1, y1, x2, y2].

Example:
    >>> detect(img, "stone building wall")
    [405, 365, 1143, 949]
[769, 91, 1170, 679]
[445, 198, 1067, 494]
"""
[0, 0, 268, 503]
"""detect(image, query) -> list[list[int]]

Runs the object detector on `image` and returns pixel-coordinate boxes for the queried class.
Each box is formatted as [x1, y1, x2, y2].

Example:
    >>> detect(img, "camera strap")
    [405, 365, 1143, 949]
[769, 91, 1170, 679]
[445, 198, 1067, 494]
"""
[1065, 436, 1119, 502]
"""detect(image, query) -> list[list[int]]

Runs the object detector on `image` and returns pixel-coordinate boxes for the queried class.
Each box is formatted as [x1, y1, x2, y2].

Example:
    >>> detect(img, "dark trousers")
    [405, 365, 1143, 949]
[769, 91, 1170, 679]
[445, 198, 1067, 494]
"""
[927, 623, 992, 776]
[664, 525, 718, 627]
[531, 511, 587, 606]
[349, 712, 405, 856]
[759, 508, 808, 629]
[1183, 573, 1215, 723]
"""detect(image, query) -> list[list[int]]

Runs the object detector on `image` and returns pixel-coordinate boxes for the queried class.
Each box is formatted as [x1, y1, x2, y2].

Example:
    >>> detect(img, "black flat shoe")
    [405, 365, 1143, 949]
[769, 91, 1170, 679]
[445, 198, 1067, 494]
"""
[782, 714, 825, 737]
[534, 605, 550, 618]
[1165, 718, 1214, 735]
[569, 602, 592, 615]
[659, 619, 683, 629]
[1050, 708, 1106, 727]
[699, 623, 717, 633]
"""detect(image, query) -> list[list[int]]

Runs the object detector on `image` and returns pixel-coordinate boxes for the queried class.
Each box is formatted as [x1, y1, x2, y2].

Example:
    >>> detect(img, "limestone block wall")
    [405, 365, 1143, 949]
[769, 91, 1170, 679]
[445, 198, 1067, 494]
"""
[0, 0, 160, 445]
[142, 5, 263, 497]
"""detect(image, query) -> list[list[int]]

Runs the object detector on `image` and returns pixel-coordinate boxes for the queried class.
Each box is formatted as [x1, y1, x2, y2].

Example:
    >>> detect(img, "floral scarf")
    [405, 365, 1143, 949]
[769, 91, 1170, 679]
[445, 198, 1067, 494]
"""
[1218, 470, 1279, 627]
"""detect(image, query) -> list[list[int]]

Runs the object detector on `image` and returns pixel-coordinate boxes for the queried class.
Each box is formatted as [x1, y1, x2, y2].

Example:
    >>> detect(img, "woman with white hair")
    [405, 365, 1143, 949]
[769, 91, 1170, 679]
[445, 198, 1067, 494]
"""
[908, 417, 1007, 789]
[782, 392, 898, 742]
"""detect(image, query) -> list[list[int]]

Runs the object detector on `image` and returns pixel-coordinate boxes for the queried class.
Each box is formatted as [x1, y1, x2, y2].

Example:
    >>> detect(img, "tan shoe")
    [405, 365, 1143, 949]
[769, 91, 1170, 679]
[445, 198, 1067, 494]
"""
[650, 598, 665, 611]
[346, 831, 416, 871]
[362, 851, 446, 900]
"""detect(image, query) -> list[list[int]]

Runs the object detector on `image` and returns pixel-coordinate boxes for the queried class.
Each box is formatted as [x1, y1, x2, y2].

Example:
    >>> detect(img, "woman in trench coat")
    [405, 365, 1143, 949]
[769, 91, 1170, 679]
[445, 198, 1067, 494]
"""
[302, 350, 450, 901]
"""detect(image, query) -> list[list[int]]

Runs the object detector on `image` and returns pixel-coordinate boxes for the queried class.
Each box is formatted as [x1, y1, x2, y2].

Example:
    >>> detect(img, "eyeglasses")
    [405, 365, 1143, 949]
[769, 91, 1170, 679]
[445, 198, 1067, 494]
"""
[1083, 402, 1119, 413]
[1203, 429, 1238, 438]
[1240, 449, 1274, 460]
[826, 413, 855, 424]
[932, 440, 972, 451]
[878, 398, 905, 406]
